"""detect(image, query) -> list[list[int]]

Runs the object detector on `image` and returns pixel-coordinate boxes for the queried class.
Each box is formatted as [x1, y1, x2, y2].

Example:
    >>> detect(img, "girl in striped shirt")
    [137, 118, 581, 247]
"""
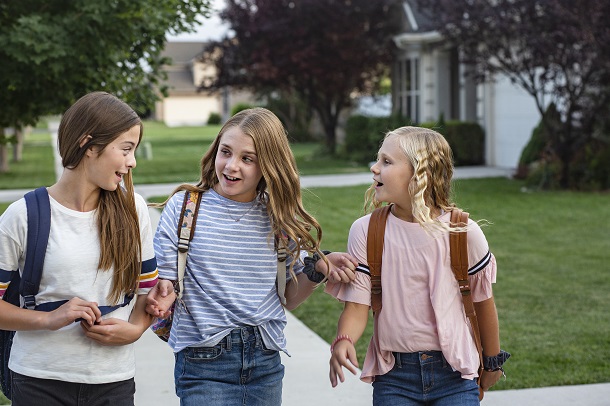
[147, 107, 358, 406]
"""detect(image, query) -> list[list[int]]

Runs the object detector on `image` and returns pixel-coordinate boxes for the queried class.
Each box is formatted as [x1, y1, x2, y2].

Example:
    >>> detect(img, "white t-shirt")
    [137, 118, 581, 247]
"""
[0, 192, 156, 384]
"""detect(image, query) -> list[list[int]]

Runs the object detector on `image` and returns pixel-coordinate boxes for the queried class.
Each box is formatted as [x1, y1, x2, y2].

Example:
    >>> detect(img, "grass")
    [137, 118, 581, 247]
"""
[0, 120, 368, 190]
[1, 119, 608, 398]
[144, 179, 610, 391]
[291, 178, 610, 391]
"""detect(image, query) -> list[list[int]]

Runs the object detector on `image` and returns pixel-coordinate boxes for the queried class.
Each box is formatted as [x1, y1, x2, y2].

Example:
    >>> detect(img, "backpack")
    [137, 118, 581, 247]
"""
[151, 190, 288, 341]
[0, 187, 133, 400]
[366, 206, 484, 385]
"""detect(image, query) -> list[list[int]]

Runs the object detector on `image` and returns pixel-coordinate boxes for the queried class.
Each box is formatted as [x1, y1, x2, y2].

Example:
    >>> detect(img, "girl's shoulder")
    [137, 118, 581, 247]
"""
[0, 197, 27, 228]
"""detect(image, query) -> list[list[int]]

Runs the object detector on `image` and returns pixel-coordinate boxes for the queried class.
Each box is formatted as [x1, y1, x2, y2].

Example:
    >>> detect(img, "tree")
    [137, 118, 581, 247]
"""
[415, 0, 610, 189]
[200, 0, 401, 153]
[0, 0, 213, 172]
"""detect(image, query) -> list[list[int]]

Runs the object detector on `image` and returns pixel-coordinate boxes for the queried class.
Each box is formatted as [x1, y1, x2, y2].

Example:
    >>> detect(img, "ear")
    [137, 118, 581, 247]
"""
[79, 135, 92, 149]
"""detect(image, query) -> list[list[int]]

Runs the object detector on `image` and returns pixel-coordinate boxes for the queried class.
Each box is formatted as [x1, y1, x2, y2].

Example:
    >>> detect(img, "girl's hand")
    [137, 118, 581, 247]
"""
[329, 338, 359, 387]
[45, 297, 102, 330]
[323, 252, 359, 283]
[480, 368, 503, 392]
[80, 318, 141, 346]
[145, 280, 176, 318]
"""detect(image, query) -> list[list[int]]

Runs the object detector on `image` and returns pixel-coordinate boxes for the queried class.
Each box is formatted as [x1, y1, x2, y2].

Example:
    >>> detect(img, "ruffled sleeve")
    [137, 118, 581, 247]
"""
[324, 215, 372, 305]
[466, 219, 497, 302]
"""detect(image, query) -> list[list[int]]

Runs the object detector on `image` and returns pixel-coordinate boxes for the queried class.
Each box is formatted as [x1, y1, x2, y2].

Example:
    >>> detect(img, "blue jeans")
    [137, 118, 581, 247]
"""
[174, 326, 284, 406]
[372, 351, 480, 406]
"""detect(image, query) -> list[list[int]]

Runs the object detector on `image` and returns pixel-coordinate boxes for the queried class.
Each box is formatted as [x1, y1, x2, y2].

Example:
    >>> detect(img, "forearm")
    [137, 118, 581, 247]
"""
[474, 297, 501, 356]
[129, 294, 155, 332]
[283, 273, 318, 310]
[0, 300, 49, 331]
[336, 301, 369, 344]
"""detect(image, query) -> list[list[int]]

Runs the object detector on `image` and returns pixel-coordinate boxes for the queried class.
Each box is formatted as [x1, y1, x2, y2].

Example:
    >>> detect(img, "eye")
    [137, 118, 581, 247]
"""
[243, 156, 253, 163]
[220, 148, 231, 156]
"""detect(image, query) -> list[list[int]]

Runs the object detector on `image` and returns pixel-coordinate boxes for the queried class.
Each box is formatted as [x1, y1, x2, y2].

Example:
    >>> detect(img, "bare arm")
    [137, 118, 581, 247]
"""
[329, 301, 369, 387]
[474, 297, 504, 392]
[283, 252, 358, 310]
[0, 296, 101, 331]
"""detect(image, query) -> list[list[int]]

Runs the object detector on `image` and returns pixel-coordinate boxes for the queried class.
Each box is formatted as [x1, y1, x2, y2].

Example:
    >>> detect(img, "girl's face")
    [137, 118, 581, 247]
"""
[214, 126, 263, 202]
[370, 134, 414, 208]
[85, 125, 139, 191]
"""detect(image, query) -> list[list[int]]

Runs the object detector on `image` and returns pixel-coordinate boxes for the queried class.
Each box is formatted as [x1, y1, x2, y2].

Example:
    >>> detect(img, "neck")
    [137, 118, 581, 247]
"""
[48, 172, 100, 212]
[390, 204, 415, 222]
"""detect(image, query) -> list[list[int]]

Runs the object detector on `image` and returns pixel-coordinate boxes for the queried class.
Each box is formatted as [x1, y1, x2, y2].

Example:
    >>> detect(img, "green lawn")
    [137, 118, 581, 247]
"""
[0, 120, 368, 190]
[292, 178, 610, 391]
[1, 120, 608, 401]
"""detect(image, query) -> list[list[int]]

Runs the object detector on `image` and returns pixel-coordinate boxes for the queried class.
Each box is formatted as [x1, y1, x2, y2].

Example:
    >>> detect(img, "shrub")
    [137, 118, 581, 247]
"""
[230, 103, 254, 116]
[343, 114, 411, 165]
[421, 120, 485, 166]
[207, 112, 221, 125]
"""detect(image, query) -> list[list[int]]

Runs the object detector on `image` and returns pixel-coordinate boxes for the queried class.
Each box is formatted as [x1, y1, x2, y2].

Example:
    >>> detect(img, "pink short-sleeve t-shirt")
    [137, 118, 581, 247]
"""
[325, 210, 497, 382]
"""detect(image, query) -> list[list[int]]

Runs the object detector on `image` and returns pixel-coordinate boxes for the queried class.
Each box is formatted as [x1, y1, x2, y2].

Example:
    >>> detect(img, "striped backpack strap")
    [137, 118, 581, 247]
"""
[176, 190, 202, 299]
[367, 205, 392, 313]
[275, 232, 288, 305]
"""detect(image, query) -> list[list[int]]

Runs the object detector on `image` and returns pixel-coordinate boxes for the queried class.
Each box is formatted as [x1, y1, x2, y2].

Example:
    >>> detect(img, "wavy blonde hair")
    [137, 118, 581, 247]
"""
[159, 107, 324, 277]
[365, 126, 465, 233]
[59, 91, 143, 304]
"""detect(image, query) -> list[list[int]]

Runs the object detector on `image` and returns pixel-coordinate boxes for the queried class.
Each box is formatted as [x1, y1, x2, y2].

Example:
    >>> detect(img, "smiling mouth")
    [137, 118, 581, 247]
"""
[224, 174, 240, 181]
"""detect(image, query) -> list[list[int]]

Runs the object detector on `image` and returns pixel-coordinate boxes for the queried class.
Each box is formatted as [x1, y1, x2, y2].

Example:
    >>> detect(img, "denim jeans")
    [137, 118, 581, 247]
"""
[372, 351, 480, 406]
[175, 326, 284, 406]
[10, 372, 135, 406]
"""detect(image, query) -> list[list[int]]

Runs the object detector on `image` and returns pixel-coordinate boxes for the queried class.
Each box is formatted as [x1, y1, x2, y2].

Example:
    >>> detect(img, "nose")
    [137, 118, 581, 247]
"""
[127, 151, 137, 169]
[370, 161, 379, 174]
[225, 156, 239, 171]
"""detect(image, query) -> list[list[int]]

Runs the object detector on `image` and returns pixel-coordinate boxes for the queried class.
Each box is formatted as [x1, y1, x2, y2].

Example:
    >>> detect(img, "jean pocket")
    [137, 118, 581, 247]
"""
[186, 345, 225, 362]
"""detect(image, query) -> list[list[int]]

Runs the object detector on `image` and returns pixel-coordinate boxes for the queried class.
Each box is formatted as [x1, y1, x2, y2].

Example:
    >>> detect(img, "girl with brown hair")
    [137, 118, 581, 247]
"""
[0, 91, 158, 405]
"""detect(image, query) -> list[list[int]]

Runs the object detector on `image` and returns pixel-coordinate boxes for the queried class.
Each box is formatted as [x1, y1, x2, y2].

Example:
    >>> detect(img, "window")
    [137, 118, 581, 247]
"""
[396, 57, 420, 122]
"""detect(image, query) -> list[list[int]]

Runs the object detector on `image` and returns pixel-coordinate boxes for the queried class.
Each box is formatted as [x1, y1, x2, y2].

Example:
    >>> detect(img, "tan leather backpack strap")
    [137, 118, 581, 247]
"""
[450, 209, 484, 382]
[367, 205, 392, 313]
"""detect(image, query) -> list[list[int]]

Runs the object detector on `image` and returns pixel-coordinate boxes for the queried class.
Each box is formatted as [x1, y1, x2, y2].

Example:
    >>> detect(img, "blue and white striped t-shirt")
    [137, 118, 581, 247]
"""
[154, 188, 305, 354]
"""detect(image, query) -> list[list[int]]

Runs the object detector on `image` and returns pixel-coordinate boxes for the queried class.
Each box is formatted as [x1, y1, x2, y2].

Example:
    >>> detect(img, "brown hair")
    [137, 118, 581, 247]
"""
[160, 107, 323, 276]
[58, 91, 143, 303]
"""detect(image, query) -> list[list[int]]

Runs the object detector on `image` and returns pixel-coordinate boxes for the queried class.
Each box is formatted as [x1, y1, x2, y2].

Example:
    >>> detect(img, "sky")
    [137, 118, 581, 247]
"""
[166, 0, 229, 42]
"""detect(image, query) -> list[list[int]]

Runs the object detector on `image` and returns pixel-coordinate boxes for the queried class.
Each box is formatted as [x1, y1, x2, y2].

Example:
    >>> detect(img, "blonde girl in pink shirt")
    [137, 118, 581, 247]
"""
[326, 126, 509, 405]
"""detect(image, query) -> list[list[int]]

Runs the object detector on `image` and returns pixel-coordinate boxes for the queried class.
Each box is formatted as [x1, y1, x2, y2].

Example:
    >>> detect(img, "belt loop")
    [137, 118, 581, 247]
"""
[394, 352, 402, 368]
[226, 331, 232, 351]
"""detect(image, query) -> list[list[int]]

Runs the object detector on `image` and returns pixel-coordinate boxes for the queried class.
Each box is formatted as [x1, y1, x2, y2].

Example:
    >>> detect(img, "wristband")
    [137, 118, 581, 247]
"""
[483, 349, 511, 372]
[330, 334, 353, 353]
[302, 250, 331, 283]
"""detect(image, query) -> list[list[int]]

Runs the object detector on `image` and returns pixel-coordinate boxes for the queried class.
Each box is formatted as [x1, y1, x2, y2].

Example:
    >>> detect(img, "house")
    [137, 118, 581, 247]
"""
[154, 41, 255, 127]
[391, 1, 541, 168]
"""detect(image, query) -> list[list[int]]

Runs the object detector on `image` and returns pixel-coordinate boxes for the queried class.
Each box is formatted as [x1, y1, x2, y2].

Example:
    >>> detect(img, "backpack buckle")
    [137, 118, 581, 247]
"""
[23, 295, 36, 310]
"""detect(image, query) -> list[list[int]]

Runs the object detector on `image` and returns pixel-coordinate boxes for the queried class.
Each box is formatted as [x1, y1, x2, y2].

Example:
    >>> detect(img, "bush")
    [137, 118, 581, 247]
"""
[343, 114, 411, 164]
[516, 103, 560, 179]
[421, 120, 485, 166]
[230, 103, 254, 117]
[207, 112, 221, 125]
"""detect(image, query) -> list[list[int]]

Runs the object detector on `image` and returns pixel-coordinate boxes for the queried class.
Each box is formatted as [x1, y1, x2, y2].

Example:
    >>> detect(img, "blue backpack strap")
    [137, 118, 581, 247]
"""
[21, 187, 51, 310]
[20, 187, 135, 318]
[35, 293, 134, 316]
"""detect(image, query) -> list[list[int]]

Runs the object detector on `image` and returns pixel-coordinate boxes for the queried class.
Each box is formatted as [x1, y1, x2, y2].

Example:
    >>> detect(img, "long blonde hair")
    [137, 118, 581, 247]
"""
[160, 107, 323, 274]
[58, 91, 143, 304]
[365, 126, 461, 233]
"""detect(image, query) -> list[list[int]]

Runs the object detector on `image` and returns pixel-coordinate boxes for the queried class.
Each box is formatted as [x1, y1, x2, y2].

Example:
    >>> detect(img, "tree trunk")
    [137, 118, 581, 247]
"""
[12, 126, 24, 162]
[0, 145, 9, 173]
